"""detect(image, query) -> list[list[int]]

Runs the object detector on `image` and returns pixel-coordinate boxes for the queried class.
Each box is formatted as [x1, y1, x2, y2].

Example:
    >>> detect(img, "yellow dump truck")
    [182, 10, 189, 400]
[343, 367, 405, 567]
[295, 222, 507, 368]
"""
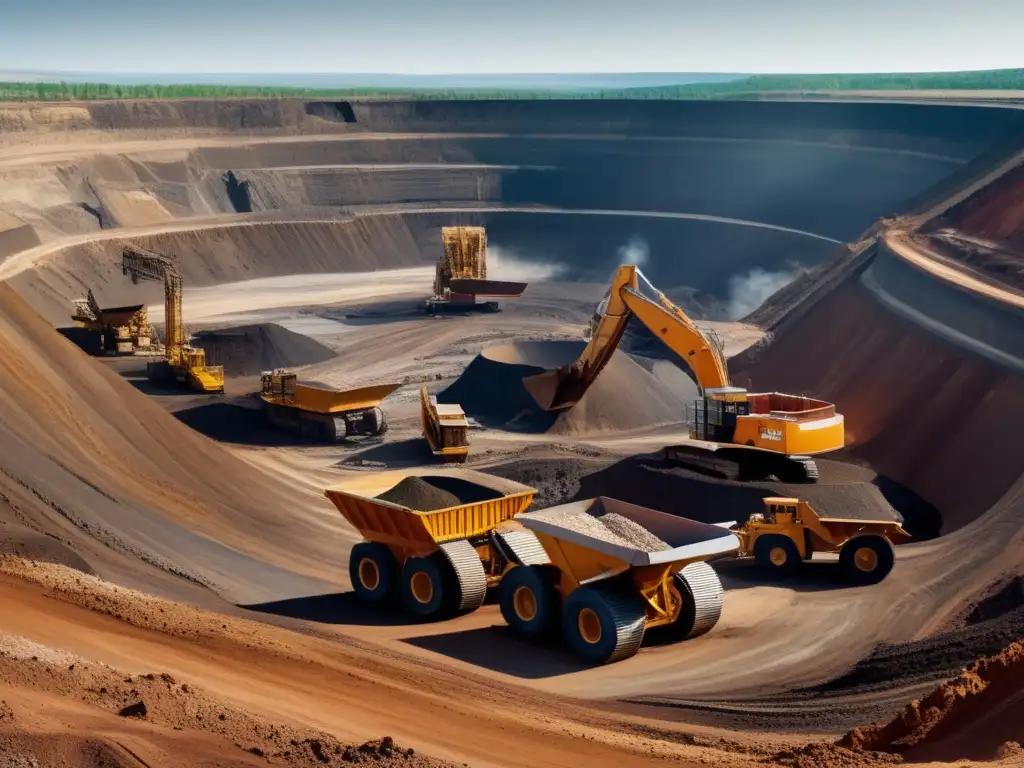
[261, 370, 399, 441]
[419, 385, 470, 463]
[508, 498, 738, 664]
[327, 475, 739, 665]
[326, 472, 538, 617]
[728, 497, 910, 585]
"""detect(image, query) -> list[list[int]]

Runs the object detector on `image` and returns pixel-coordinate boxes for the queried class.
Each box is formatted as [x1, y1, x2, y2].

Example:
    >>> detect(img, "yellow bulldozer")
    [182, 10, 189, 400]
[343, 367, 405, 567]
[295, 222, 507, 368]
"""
[121, 245, 224, 393]
[525, 264, 845, 483]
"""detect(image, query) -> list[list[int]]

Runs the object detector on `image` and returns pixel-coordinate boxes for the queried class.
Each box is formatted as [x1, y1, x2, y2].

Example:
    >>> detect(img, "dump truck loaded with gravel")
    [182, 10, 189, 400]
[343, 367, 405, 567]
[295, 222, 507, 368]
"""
[325, 473, 738, 664]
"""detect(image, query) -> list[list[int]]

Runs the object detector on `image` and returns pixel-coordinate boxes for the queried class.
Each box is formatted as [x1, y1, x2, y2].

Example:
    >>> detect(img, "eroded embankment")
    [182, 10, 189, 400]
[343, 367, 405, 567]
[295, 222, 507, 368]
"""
[0, 282, 349, 603]
[734, 244, 1024, 533]
[842, 640, 1024, 762]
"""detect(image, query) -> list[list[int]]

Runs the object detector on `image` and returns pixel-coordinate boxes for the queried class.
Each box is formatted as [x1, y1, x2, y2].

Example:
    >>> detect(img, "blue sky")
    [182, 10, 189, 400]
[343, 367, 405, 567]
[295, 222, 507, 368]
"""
[1, 0, 1020, 74]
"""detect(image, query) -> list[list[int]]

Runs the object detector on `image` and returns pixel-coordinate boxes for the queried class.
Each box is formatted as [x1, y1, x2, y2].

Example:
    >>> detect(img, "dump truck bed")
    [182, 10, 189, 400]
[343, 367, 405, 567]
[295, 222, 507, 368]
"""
[518, 497, 739, 566]
[325, 471, 536, 552]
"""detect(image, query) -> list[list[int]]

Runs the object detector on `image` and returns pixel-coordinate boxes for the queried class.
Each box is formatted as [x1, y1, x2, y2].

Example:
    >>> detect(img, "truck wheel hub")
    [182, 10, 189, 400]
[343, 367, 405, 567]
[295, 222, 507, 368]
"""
[578, 607, 603, 644]
[513, 585, 538, 622]
[410, 571, 434, 604]
[769, 547, 788, 566]
[854, 548, 878, 572]
[358, 558, 380, 591]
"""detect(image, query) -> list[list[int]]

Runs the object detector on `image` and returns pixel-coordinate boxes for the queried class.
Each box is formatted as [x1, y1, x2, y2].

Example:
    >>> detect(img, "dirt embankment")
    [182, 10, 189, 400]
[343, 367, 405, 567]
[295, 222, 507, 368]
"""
[0, 281, 350, 602]
[841, 640, 1024, 762]
[733, 277, 1024, 532]
[10, 214, 446, 325]
[920, 158, 1024, 291]
[926, 158, 1024, 252]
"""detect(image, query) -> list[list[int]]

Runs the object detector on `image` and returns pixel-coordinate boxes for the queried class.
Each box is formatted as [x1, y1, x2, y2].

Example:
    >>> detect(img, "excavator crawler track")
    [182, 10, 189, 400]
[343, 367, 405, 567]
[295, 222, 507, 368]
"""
[438, 539, 487, 614]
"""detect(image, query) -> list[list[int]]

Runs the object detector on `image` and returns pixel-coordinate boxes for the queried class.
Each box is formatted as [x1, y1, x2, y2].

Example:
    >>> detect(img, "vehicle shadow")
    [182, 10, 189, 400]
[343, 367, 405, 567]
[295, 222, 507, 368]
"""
[402, 625, 591, 679]
[333, 438, 435, 468]
[714, 557, 860, 592]
[241, 592, 433, 627]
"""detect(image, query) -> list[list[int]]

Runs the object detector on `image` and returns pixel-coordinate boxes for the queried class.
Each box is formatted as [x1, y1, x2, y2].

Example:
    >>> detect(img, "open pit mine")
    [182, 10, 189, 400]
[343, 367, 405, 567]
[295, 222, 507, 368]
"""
[0, 97, 1022, 767]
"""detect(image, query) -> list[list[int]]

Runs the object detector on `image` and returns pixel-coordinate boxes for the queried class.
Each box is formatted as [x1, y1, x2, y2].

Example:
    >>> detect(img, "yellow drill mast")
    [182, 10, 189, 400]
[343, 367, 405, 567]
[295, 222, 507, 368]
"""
[121, 246, 223, 393]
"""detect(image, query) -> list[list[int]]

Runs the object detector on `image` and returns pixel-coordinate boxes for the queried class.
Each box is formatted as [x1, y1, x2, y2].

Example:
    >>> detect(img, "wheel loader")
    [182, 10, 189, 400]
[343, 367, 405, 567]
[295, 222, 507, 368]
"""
[523, 264, 845, 483]
[728, 497, 911, 585]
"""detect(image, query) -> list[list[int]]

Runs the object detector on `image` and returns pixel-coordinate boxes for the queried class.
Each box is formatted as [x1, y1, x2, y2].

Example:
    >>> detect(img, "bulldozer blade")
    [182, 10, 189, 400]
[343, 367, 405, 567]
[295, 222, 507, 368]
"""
[522, 369, 577, 412]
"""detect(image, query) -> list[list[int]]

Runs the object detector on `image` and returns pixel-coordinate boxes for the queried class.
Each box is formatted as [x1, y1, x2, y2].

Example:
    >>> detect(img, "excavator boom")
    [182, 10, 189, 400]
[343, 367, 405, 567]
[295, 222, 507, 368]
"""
[523, 263, 844, 477]
[524, 265, 730, 410]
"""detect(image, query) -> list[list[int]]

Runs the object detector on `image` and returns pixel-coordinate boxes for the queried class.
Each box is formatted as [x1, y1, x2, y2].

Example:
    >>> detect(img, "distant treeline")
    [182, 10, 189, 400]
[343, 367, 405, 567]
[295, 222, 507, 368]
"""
[2, 69, 1023, 102]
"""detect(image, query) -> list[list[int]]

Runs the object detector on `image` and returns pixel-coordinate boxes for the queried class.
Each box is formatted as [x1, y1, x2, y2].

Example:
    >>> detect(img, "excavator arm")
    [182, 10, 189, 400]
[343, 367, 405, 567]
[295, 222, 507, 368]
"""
[525, 265, 731, 411]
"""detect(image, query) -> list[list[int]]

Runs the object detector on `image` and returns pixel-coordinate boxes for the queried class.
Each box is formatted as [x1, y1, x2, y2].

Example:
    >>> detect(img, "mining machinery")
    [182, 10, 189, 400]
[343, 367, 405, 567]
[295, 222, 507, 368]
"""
[69, 289, 152, 355]
[727, 497, 910, 584]
[260, 369, 398, 441]
[524, 264, 845, 482]
[426, 226, 527, 313]
[121, 245, 224, 393]
[419, 385, 470, 462]
[328, 474, 736, 666]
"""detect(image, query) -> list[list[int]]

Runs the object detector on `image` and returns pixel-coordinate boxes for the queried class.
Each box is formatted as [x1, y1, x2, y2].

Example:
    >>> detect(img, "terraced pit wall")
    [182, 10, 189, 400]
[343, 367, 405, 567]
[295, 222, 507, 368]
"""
[6, 98, 1024, 325]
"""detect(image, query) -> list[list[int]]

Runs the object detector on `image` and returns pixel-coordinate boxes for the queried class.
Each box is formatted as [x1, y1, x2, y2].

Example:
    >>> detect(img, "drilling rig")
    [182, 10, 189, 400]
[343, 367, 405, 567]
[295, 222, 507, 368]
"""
[426, 226, 528, 313]
[121, 245, 224, 393]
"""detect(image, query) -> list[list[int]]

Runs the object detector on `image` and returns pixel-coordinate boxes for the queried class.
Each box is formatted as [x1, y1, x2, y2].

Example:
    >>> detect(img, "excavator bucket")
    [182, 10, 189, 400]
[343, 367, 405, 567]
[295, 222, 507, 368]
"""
[522, 365, 590, 412]
[523, 369, 569, 411]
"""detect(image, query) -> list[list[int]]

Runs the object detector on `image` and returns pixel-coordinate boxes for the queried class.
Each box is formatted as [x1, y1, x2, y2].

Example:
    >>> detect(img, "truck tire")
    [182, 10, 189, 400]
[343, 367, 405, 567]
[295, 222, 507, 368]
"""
[349, 542, 396, 603]
[648, 562, 725, 643]
[839, 535, 895, 585]
[400, 554, 449, 617]
[561, 581, 646, 665]
[499, 565, 559, 639]
[753, 534, 801, 578]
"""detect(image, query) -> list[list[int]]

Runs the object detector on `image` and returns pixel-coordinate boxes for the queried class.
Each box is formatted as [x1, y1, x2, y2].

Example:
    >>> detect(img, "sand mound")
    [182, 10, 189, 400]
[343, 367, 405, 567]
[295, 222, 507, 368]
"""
[439, 340, 686, 436]
[375, 475, 506, 510]
[192, 323, 336, 377]
[841, 640, 1024, 761]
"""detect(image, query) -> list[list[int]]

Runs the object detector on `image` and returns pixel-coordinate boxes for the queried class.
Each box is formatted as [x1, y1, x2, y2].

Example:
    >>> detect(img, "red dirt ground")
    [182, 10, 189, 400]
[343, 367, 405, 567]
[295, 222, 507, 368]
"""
[841, 640, 1024, 762]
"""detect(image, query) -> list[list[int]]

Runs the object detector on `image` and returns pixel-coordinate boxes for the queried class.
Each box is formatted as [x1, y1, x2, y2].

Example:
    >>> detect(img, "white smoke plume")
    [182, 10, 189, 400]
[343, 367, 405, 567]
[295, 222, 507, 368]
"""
[726, 267, 803, 320]
[487, 245, 567, 282]
[617, 236, 649, 267]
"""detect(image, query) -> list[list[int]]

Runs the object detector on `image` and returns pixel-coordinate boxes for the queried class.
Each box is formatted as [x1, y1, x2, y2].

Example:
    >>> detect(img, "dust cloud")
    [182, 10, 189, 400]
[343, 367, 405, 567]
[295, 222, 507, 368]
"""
[726, 266, 802, 320]
[617, 236, 649, 267]
[488, 245, 567, 282]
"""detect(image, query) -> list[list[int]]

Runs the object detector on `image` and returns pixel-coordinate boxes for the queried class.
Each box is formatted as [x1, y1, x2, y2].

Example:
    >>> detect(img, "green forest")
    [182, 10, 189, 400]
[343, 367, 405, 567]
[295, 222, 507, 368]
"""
[2, 69, 1023, 102]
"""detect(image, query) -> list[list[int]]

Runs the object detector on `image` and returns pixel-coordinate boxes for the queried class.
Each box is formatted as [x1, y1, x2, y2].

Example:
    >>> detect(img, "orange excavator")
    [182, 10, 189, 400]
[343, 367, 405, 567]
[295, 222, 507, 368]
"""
[524, 265, 844, 483]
